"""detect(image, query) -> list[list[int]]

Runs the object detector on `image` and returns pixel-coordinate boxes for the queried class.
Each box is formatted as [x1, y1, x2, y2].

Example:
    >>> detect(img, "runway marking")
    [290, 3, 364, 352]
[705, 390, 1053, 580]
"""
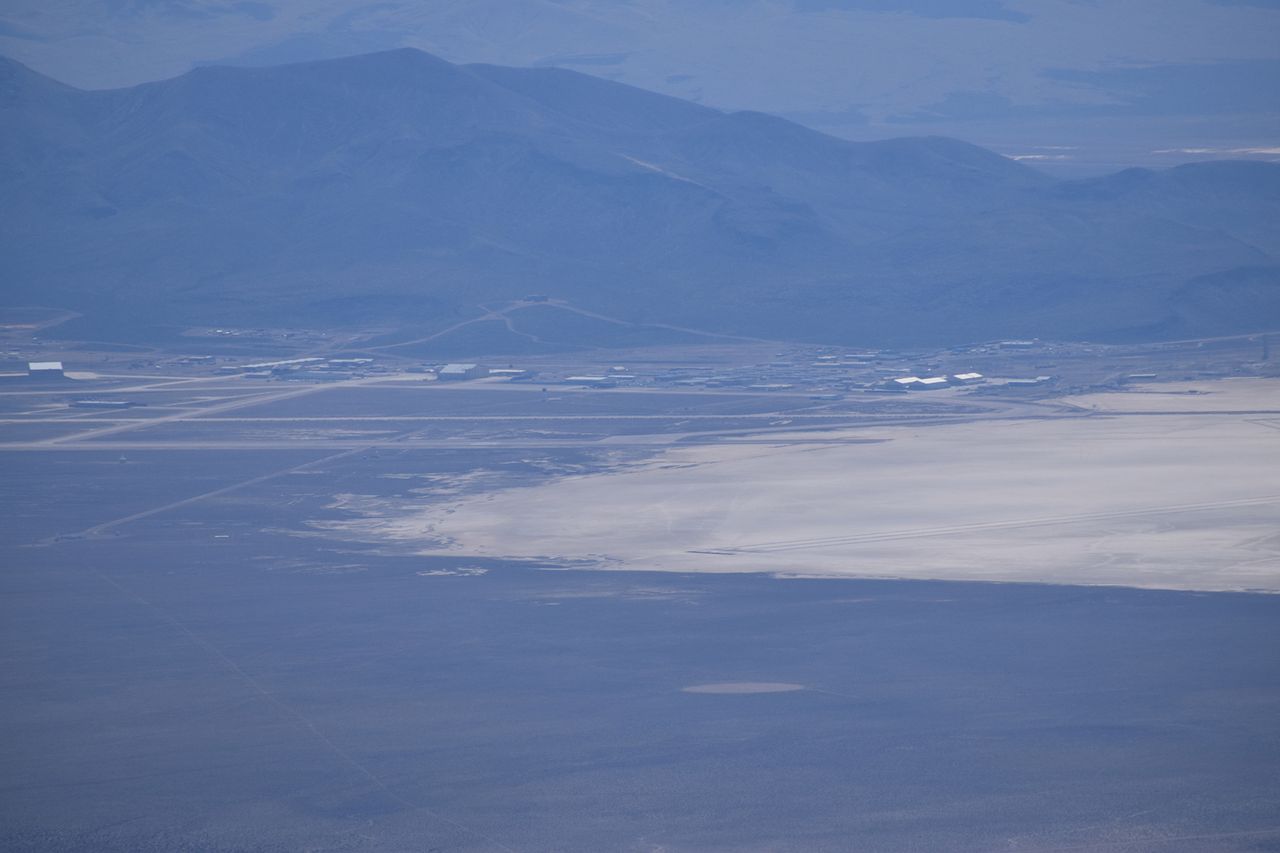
[65, 445, 371, 540]
[41, 378, 380, 445]
[0, 413, 954, 423]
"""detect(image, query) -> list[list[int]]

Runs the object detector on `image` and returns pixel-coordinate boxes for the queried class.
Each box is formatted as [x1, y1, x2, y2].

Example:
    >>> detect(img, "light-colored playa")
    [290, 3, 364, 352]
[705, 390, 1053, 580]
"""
[1062, 378, 1280, 413]
[377, 379, 1280, 592]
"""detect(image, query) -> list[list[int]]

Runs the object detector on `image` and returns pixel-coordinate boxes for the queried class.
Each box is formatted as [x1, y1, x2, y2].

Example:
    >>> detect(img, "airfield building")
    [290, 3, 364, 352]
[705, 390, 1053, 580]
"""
[27, 361, 65, 379]
[438, 363, 488, 381]
[564, 375, 615, 387]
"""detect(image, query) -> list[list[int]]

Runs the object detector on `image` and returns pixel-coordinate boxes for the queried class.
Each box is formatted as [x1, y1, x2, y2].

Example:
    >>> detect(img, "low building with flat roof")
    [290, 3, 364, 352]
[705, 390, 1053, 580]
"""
[564, 375, 614, 387]
[28, 361, 64, 379]
[438, 363, 488, 381]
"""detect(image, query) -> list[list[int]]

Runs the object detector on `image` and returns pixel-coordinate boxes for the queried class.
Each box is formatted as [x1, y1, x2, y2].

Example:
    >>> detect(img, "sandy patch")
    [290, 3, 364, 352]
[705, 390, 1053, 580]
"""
[682, 682, 806, 694]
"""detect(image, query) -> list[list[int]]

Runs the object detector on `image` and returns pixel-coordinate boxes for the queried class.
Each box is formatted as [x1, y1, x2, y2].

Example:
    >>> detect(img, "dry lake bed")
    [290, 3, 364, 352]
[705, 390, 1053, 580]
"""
[385, 379, 1280, 592]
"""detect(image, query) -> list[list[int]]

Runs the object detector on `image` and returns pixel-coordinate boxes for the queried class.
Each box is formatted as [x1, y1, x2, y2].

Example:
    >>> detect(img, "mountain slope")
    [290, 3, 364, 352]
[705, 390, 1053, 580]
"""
[1, 49, 1277, 346]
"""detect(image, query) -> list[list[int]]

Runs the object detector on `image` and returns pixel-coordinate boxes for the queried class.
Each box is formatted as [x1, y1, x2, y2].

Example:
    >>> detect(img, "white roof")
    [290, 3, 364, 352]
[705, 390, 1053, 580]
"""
[917, 376, 949, 385]
[29, 361, 63, 370]
[953, 372, 984, 380]
[893, 376, 921, 385]
[241, 357, 323, 369]
[439, 363, 479, 372]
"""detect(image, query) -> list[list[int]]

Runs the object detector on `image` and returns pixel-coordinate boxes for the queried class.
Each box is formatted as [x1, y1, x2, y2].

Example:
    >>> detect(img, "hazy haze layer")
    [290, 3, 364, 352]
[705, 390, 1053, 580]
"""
[3, 1, 1278, 173]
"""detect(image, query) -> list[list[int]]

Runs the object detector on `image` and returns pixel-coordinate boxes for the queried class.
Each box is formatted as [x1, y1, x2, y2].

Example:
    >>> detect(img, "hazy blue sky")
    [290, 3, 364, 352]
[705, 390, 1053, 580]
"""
[2, 1, 1277, 172]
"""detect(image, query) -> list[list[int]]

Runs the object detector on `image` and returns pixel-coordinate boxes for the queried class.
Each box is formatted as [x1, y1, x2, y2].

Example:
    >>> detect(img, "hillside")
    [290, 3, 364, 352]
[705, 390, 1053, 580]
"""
[1, 49, 1277, 347]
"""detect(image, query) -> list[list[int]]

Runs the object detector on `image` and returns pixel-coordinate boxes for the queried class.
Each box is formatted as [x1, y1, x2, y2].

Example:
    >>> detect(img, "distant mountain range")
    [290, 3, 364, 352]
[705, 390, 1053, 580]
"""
[6, 1, 1278, 177]
[2, 48, 1278, 348]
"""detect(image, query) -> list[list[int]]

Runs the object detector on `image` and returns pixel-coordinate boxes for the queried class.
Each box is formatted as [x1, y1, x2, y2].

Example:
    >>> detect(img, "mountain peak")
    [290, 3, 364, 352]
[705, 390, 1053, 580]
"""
[179, 46, 461, 87]
[302, 46, 456, 74]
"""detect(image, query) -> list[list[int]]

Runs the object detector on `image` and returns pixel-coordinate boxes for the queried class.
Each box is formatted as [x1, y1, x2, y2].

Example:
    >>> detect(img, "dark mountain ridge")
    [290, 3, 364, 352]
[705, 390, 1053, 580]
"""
[1, 49, 1277, 347]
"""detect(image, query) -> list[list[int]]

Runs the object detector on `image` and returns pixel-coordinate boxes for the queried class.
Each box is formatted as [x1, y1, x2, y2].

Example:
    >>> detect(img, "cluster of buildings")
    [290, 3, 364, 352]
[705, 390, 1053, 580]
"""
[0, 347, 1054, 399]
[212, 359, 530, 383]
[31, 331, 1069, 397]
[217, 356, 376, 380]
[886, 372, 984, 391]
